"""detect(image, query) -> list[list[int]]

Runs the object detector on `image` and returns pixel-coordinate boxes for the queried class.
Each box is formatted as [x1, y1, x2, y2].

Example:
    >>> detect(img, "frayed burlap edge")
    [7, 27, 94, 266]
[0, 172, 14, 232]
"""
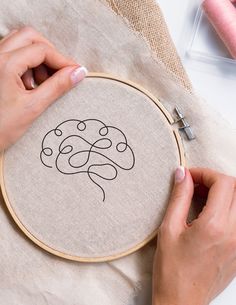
[103, 0, 192, 92]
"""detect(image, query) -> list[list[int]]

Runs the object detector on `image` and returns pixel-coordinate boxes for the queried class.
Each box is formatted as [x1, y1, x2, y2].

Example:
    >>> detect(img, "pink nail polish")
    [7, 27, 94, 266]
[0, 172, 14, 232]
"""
[175, 166, 185, 183]
[71, 66, 88, 85]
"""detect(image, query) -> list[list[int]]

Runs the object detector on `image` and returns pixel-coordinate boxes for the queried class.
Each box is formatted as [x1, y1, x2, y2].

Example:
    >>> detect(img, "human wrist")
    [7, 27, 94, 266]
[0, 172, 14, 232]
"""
[153, 300, 208, 305]
[152, 293, 209, 305]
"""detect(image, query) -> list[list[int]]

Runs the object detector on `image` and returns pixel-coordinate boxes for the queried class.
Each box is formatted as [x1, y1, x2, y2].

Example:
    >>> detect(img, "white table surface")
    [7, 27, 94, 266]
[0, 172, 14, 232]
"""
[158, 0, 236, 304]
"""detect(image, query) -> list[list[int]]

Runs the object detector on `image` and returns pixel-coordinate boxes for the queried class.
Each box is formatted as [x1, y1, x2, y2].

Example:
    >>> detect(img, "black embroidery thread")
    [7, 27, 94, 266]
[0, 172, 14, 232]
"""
[40, 119, 135, 201]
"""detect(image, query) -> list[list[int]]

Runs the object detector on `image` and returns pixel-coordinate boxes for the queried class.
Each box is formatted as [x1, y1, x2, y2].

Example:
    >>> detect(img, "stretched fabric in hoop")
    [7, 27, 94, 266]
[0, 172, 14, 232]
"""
[1, 74, 184, 262]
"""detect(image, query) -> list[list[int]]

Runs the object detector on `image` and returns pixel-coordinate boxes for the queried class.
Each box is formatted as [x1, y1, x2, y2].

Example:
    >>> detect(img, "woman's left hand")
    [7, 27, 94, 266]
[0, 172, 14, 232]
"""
[0, 27, 87, 150]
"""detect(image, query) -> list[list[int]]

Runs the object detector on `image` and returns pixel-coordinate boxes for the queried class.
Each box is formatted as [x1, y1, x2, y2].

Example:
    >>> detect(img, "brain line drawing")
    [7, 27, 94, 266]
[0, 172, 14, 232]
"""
[40, 119, 135, 201]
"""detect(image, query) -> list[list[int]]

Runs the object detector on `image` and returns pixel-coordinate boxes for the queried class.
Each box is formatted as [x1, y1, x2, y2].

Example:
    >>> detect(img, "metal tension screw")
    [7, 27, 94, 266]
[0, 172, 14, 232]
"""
[173, 107, 196, 141]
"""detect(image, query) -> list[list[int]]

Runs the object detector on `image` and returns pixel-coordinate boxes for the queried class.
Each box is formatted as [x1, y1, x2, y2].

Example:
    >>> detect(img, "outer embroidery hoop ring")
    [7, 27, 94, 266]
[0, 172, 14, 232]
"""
[0, 72, 186, 263]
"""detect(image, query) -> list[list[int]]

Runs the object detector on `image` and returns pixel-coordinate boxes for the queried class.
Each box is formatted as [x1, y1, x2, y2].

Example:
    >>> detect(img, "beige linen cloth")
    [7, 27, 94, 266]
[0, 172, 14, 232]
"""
[0, 1, 236, 304]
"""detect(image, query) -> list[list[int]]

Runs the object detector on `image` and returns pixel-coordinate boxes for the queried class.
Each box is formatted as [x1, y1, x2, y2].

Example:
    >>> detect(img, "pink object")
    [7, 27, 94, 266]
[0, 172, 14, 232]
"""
[202, 0, 236, 59]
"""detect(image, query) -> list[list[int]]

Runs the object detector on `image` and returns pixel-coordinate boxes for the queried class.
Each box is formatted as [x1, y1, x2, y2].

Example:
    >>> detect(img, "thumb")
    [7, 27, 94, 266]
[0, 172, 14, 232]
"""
[29, 65, 87, 115]
[163, 167, 194, 228]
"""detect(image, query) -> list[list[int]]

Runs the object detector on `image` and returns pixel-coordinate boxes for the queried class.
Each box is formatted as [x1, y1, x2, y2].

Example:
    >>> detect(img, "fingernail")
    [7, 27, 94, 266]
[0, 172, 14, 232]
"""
[31, 78, 37, 89]
[175, 166, 185, 183]
[71, 66, 88, 85]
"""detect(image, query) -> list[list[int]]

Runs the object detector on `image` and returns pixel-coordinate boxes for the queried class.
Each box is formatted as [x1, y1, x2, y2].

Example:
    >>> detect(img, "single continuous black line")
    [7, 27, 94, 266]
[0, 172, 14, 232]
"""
[40, 119, 135, 201]
[87, 163, 118, 202]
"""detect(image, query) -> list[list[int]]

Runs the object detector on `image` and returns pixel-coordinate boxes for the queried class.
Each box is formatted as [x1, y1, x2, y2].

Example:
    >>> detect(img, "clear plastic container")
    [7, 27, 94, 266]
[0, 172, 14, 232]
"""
[179, 0, 236, 79]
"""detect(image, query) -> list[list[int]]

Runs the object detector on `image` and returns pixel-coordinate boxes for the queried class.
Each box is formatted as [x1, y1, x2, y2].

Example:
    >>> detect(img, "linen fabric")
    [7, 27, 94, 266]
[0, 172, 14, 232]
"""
[103, 0, 192, 91]
[0, 1, 235, 304]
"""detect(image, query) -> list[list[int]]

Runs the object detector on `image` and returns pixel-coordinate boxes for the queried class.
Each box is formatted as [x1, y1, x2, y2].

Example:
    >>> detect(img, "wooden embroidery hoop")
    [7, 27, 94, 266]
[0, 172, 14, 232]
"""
[0, 73, 186, 263]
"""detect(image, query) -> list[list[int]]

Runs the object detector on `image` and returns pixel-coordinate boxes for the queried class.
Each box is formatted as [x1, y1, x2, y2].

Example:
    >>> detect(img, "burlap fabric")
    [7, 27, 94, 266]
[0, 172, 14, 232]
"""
[104, 0, 192, 91]
[0, 1, 236, 305]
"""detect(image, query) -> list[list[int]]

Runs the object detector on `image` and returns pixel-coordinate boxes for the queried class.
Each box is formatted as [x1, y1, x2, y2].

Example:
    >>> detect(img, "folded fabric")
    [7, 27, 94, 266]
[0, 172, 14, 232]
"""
[0, 1, 235, 305]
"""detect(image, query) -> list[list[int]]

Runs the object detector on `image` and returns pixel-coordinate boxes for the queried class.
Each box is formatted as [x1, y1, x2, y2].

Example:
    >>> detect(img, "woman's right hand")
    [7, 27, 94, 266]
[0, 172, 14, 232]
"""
[152, 167, 236, 305]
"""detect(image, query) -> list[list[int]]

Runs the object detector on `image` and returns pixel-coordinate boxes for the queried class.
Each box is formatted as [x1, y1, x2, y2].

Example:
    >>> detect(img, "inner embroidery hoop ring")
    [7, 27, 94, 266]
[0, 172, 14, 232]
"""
[0, 72, 186, 263]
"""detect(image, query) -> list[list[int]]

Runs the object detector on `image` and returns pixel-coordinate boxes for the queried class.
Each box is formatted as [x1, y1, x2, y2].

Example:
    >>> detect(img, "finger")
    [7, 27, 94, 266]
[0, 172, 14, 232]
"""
[7, 42, 76, 76]
[34, 64, 49, 85]
[28, 65, 87, 117]
[0, 26, 55, 53]
[162, 167, 194, 228]
[21, 69, 37, 90]
[190, 168, 235, 217]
